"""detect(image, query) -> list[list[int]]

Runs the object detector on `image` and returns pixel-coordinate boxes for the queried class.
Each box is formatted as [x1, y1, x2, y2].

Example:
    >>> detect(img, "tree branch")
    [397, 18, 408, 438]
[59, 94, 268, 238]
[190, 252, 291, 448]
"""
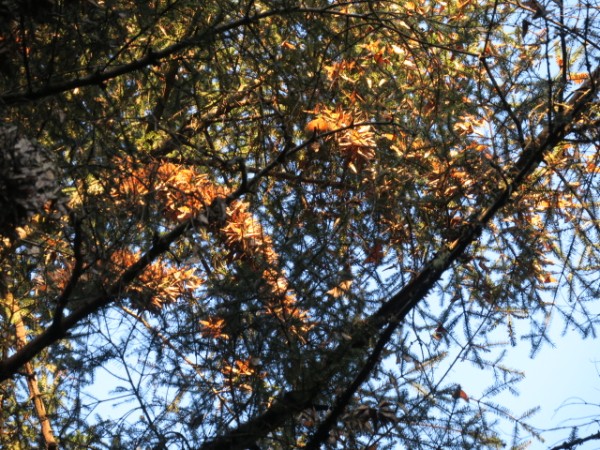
[0, 128, 336, 383]
[198, 65, 600, 450]
[0, 219, 191, 382]
[550, 430, 600, 450]
[52, 214, 83, 328]
[0, 7, 308, 106]
[3, 293, 57, 449]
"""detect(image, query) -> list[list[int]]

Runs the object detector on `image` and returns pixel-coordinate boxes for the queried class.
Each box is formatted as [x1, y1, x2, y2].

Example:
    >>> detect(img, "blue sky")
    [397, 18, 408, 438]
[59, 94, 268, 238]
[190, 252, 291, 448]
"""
[501, 331, 600, 449]
[446, 309, 600, 450]
[88, 302, 600, 449]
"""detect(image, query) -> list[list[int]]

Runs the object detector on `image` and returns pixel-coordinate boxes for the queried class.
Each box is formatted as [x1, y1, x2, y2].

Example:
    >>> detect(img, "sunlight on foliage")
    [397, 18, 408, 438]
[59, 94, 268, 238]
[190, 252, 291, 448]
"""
[1, 0, 600, 449]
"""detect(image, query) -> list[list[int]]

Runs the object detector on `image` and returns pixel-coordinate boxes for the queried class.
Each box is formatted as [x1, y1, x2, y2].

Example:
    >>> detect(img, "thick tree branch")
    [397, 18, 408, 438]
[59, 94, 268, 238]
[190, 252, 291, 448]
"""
[304, 321, 398, 450]
[373, 66, 600, 326]
[3, 293, 57, 449]
[0, 219, 191, 382]
[0, 130, 328, 383]
[0, 7, 313, 106]
[1, 2, 597, 448]
[550, 430, 600, 450]
[52, 214, 83, 328]
[198, 65, 600, 450]
[299, 65, 600, 449]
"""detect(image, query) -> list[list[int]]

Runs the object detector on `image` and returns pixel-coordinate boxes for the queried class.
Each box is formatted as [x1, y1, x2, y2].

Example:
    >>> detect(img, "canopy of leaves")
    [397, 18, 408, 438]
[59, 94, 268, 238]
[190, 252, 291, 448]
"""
[1, 0, 600, 449]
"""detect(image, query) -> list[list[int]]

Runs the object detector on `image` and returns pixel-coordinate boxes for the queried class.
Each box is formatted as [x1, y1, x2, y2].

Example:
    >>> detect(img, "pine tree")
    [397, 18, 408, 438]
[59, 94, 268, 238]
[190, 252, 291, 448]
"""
[1, 1, 600, 448]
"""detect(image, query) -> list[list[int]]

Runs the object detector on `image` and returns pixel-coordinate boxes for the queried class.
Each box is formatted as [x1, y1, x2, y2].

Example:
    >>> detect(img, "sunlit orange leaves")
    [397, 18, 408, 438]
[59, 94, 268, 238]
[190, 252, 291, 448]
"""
[265, 294, 313, 340]
[34, 245, 203, 313]
[156, 162, 228, 221]
[537, 272, 557, 284]
[570, 72, 589, 84]
[323, 59, 360, 85]
[453, 114, 487, 136]
[109, 249, 203, 312]
[280, 40, 296, 50]
[221, 200, 277, 263]
[360, 40, 391, 66]
[111, 155, 313, 336]
[531, 190, 580, 223]
[427, 162, 476, 199]
[327, 279, 353, 298]
[222, 358, 257, 377]
[339, 125, 377, 173]
[305, 105, 351, 135]
[217, 200, 312, 340]
[452, 386, 469, 402]
[306, 105, 376, 173]
[111, 157, 228, 223]
[585, 154, 600, 174]
[221, 358, 265, 392]
[200, 317, 229, 340]
[306, 117, 336, 133]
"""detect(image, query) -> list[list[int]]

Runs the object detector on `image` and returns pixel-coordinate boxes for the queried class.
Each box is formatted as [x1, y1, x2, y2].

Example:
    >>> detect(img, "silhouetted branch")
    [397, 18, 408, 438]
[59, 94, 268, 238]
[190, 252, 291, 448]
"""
[0, 6, 329, 106]
[550, 430, 600, 450]
[199, 64, 600, 450]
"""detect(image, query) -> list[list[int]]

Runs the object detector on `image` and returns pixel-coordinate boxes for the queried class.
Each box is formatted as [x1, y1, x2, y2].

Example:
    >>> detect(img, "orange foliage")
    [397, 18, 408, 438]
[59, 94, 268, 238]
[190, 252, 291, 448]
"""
[452, 386, 470, 402]
[112, 157, 228, 221]
[35, 247, 203, 313]
[306, 105, 376, 173]
[110, 249, 203, 312]
[221, 358, 266, 392]
[306, 117, 336, 133]
[221, 358, 256, 377]
[219, 200, 312, 339]
[156, 163, 227, 221]
[338, 124, 376, 173]
[570, 72, 589, 84]
[323, 59, 360, 85]
[111, 157, 311, 333]
[200, 317, 229, 340]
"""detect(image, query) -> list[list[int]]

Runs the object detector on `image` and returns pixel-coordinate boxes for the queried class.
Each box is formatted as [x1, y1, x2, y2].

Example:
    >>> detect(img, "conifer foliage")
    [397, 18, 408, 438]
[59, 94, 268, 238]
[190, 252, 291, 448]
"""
[1, 0, 600, 448]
